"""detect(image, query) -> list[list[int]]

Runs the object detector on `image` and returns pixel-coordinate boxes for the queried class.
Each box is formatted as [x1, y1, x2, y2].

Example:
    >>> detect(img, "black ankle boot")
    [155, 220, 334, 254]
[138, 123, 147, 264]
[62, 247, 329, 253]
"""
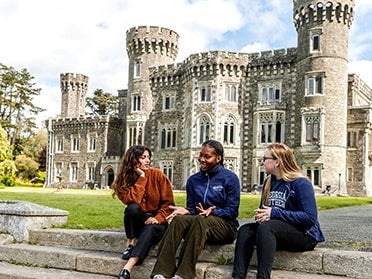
[118, 268, 130, 279]
[122, 244, 134, 260]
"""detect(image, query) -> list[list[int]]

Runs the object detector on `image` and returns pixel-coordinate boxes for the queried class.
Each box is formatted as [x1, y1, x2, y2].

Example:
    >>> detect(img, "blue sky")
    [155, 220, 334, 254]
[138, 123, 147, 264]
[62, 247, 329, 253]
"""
[0, 0, 371, 127]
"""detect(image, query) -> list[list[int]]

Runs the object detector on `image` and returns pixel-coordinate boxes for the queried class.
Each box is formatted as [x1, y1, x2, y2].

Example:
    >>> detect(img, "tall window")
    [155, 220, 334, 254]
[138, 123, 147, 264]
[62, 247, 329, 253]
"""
[305, 116, 320, 143]
[128, 125, 143, 146]
[160, 125, 177, 149]
[160, 161, 173, 183]
[224, 84, 238, 102]
[223, 116, 236, 145]
[199, 115, 210, 144]
[70, 162, 78, 182]
[164, 95, 175, 110]
[56, 137, 63, 153]
[71, 135, 80, 152]
[306, 76, 323, 95]
[55, 162, 63, 182]
[134, 61, 141, 77]
[306, 166, 321, 187]
[312, 35, 320, 51]
[258, 112, 284, 144]
[132, 95, 141, 112]
[87, 163, 95, 181]
[347, 131, 358, 148]
[87, 134, 96, 152]
[200, 86, 211, 102]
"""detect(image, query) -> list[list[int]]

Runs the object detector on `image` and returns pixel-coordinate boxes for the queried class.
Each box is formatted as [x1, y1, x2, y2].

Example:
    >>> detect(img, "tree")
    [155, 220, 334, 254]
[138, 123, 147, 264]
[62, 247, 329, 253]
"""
[14, 154, 39, 181]
[0, 124, 16, 186]
[86, 89, 118, 116]
[0, 63, 45, 149]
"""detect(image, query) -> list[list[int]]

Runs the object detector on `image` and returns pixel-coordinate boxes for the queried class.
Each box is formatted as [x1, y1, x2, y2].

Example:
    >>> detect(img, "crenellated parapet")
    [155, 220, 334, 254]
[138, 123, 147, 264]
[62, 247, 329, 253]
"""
[126, 25, 179, 60]
[293, 0, 355, 30]
[60, 73, 88, 94]
[52, 115, 123, 132]
[247, 48, 297, 76]
[149, 63, 182, 89]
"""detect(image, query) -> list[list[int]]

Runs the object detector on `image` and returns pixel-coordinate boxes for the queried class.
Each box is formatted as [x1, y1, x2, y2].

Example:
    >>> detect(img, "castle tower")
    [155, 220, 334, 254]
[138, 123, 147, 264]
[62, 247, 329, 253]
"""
[293, 0, 355, 193]
[60, 73, 89, 118]
[125, 26, 179, 148]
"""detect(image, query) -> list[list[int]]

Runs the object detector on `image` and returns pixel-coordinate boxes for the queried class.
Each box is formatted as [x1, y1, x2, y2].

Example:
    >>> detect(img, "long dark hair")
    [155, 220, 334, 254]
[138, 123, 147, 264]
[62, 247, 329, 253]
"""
[112, 145, 152, 197]
[202, 139, 225, 167]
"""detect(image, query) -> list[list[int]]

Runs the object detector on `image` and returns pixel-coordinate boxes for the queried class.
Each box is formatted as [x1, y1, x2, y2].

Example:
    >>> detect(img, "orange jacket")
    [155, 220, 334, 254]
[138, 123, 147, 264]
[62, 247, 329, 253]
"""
[118, 168, 175, 224]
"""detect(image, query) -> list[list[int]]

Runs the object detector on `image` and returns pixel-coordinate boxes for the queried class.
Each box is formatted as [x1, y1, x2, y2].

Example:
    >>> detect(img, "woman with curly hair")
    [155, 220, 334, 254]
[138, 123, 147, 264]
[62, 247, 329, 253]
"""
[112, 145, 175, 279]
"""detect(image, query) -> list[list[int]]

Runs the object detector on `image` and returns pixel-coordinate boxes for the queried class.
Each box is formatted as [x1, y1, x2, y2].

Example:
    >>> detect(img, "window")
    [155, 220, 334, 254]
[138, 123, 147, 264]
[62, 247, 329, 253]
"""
[160, 161, 173, 183]
[310, 27, 322, 53]
[132, 95, 141, 112]
[199, 115, 210, 144]
[134, 61, 141, 77]
[307, 76, 323, 95]
[71, 135, 80, 152]
[70, 162, 78, 182]
[224, 84, 238, 102]
[87, 134, 96, 152]
[160, 125, 177, 149]
[306, 166, 321, 187]
[56, 137, 63, 153]
[260, 86, 281, 102]
[347, 131, 358, 148]
[312, 35, 320, 51]
[347, 167, 353, 182]
[223, 116, 236, 145]
[200, 86, 211, 102]
[305, 116, 320, 143]
[164, 96, 175, 110]
[54, 162, 63, 182]
[87, 163, 95, 181]
[128, 125, 143, 146]
[258, 112, 284, 144]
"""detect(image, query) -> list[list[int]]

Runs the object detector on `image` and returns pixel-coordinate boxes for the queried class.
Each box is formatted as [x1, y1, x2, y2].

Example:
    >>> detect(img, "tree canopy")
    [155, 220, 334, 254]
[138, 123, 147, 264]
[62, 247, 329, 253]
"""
[86, 88, 118, 116]
[0, 63, 45, 148]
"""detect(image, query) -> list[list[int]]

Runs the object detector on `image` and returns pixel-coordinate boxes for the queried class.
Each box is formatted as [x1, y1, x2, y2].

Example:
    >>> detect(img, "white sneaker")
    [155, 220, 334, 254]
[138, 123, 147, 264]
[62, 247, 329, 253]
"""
[171, 275, 184, 279]
[153, 275, 166, 279]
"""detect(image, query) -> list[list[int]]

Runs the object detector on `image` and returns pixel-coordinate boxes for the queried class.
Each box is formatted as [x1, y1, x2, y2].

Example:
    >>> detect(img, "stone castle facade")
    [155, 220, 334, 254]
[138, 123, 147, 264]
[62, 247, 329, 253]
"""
[45, 0, 372, 196]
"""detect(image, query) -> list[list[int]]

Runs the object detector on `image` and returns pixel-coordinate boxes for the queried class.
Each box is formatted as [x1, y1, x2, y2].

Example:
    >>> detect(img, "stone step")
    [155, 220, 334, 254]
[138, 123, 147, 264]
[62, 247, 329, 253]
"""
[0, 260, 356, 279]
[0, 228, 371, 278]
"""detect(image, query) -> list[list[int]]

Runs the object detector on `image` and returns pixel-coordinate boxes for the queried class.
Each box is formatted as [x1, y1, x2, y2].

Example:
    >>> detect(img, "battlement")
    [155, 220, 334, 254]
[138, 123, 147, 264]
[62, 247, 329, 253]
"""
[126, 25, 179, 60]
[60, 73, 88, 92]
[248, 47, 297, 66]
[293, 0, 354, 30]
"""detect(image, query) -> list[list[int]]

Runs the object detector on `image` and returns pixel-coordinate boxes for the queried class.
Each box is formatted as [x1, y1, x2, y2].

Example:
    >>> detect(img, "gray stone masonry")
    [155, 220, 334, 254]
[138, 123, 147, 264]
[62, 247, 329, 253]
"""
[0, 200, 68, 242]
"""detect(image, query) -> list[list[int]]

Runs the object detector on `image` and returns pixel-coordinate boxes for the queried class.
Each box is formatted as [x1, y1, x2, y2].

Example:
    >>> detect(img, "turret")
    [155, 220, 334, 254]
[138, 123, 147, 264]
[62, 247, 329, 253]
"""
[293, 0, 355, 193]
[60, 73, 89, 118]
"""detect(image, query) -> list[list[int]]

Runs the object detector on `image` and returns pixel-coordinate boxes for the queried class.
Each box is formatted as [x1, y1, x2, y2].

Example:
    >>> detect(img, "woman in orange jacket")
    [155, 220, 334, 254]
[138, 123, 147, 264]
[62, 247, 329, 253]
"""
[112, 145, 175, 279]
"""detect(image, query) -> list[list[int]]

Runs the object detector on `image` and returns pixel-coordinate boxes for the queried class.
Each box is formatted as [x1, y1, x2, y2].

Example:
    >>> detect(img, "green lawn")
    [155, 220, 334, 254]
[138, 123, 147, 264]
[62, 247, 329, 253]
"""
[1, 186, 371, 230]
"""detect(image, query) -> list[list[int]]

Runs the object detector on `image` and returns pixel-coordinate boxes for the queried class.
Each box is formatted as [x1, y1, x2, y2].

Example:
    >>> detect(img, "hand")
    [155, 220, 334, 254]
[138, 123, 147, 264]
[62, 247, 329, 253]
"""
[135, 167, 145, 177]
[145, 217, 158, 225]
[196, 203, 216, 217]
[254, 205, 272, 224]
[166, 206, 189, 222]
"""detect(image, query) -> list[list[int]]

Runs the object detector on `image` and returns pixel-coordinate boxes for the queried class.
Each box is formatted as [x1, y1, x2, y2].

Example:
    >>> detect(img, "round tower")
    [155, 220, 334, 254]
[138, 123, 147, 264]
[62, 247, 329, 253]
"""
[293, 0, 354, 193]
[125, 26, 179, 146]
[60, 73, 89, 118]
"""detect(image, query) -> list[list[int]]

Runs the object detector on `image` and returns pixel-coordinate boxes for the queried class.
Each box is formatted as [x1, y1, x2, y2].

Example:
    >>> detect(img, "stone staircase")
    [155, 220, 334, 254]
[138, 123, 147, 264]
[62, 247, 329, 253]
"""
[0, 228, 371, 279]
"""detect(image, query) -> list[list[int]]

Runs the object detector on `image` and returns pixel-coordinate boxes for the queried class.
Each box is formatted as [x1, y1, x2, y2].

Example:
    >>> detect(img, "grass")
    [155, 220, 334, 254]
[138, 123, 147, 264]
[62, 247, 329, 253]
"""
[0, 186, 371, 230]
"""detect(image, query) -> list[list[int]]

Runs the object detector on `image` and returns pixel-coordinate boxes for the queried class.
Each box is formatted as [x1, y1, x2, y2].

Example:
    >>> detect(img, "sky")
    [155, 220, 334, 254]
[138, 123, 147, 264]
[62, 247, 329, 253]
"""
[1, 0, 371, 128]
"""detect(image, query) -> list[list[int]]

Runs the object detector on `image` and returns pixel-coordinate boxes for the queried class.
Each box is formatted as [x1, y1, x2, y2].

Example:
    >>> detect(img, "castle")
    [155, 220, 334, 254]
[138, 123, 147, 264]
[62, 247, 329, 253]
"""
[45, 0, 372, 196]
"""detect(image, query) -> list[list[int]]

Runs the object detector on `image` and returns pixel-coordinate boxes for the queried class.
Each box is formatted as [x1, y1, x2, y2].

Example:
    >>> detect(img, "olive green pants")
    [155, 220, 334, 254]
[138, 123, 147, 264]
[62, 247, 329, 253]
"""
[151, 214, 237, 279]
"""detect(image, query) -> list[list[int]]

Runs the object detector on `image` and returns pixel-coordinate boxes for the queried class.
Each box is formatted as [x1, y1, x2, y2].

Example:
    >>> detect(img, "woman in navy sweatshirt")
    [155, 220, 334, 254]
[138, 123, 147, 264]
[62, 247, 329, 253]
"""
[232, 143, 325, 279]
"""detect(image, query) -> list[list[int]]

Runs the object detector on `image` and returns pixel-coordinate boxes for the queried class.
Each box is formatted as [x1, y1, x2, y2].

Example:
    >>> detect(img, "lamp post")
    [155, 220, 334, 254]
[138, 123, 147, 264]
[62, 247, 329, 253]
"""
[338, 172, 341, 194]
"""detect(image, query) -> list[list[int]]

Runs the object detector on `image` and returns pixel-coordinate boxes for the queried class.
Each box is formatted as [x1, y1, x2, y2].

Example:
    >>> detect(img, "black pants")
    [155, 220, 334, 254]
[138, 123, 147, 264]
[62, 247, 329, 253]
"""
[124, 203, 167, 265]
[232, 220, 317, 279]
